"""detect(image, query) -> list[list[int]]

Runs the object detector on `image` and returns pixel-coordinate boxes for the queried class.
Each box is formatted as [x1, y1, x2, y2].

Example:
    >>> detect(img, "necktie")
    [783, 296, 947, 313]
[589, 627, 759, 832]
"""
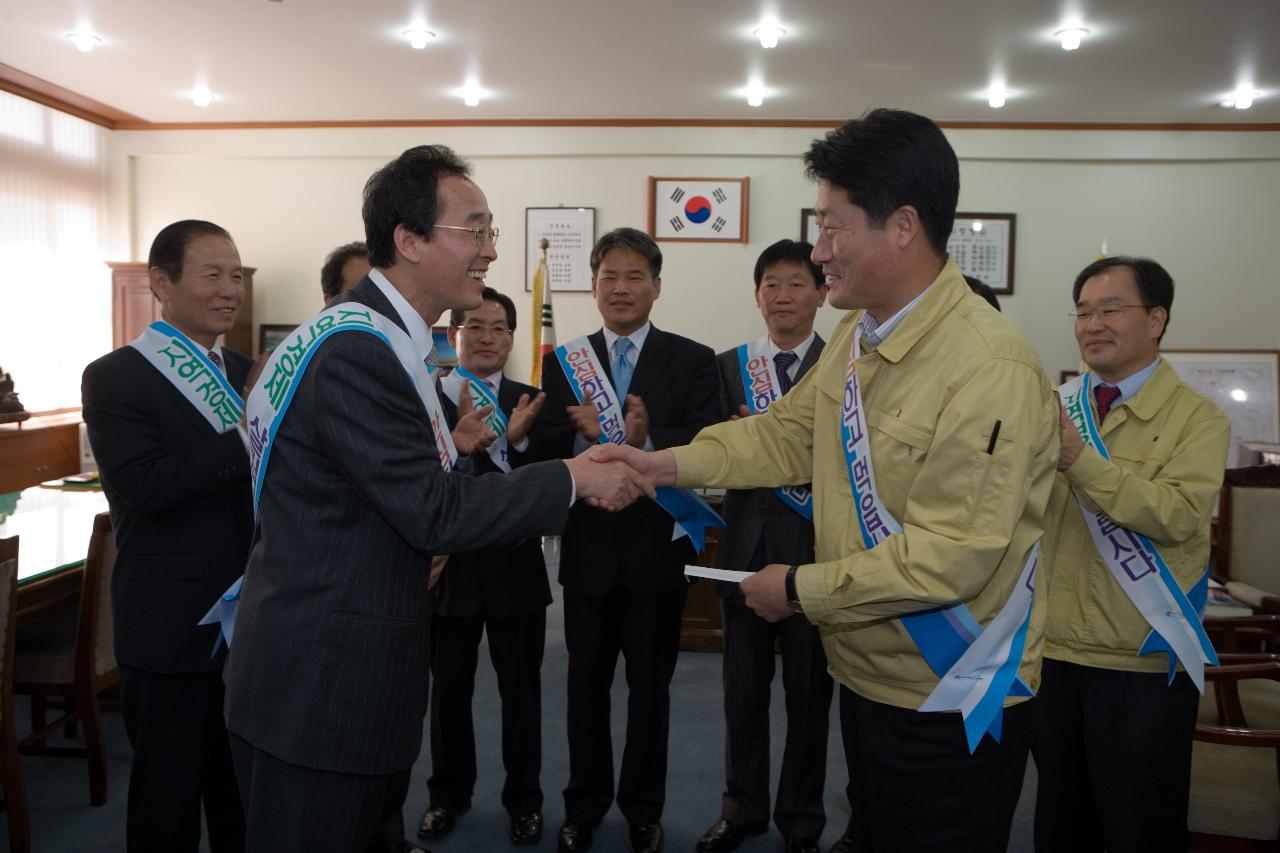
[1095, 385, 1121, 423]
[612, 337, 634, 400]
[207, 350, 223, 372]
[774, 351, 798, 394]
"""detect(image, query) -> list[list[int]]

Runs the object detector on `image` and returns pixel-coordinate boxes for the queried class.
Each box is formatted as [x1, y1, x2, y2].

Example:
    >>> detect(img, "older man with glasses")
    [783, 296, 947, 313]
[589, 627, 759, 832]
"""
[1033, 256, 1230, 853]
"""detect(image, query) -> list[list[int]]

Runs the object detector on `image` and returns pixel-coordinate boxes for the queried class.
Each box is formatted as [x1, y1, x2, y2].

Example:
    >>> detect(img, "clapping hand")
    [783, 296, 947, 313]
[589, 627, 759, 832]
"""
[567, 404, 602, 442]
[453, 392, 496, 454]
[506, 392, 546, 446]
[624, 395, 649, 447]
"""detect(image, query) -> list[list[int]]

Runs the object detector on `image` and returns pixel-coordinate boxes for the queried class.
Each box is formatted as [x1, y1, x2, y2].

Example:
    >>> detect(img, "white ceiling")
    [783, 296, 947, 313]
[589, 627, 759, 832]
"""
[0, 0, 1277, 125]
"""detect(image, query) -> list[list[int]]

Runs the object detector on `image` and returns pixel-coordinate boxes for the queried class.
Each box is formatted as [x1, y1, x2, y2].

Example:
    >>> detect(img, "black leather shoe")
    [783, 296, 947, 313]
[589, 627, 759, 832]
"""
[785, 839, 821, 853]
[696, 818, 768, 852]
[558, 818, 598, 853]
[628, 822, 664, 853]
[508, 810, 543, 845]
[827, 834, 856, 853]
[416, 805, 467, 840]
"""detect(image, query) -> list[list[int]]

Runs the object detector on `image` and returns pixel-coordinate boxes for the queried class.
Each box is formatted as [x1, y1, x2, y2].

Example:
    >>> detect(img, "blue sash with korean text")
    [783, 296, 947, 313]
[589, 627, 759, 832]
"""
[129, 322, 244, 433]
[735, 337, 814, 520]
[840, 330, 1036, 753]
[200, 304, 458, 650]
[553, 335, 724, 551]
[1059, 372, 1217, 689]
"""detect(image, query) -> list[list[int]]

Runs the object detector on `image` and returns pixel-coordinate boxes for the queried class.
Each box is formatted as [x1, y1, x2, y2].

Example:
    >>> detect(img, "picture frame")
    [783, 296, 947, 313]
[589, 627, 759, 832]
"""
[648, 177, 749, 243]
[258, 323, 296, 356]
[1160, 349, 1280, 469]
[800, 208, 817, 243]
[947, 212, 1016, 295]
[525, 206, 596, 292]
[430, 326, 458, 371]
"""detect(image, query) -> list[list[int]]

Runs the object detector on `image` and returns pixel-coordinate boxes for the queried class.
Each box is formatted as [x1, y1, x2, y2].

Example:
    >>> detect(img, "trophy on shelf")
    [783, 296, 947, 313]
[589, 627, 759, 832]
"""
[0, 365, 31, 423]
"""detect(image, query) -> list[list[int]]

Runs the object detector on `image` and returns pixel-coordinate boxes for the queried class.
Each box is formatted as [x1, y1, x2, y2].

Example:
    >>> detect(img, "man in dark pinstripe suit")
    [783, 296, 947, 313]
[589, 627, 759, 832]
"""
[696, 241, 832, 853]
[223, 146, 652, 853]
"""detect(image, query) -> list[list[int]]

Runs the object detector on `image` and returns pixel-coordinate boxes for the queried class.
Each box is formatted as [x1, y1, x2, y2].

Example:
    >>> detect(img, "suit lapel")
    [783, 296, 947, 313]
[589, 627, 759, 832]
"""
[627, 325, 671, 400]
[797, 333, 825, 381]
[588, 330, 612, 388]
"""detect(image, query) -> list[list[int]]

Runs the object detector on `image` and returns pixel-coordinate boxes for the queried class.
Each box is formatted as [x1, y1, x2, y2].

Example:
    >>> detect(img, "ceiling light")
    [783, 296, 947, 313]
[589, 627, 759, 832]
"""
[1222, 86, 1259, 110]
[1054, 27, 1089, 50]
[753, 24, 785, 49]
[745, 83, 767, 107]
[190, 86, 214, 107]
[459, 83, 485, 107]
[987, 87, 1007, 109]
[66, 32, 101, 53]
[402, 28, 436, 49]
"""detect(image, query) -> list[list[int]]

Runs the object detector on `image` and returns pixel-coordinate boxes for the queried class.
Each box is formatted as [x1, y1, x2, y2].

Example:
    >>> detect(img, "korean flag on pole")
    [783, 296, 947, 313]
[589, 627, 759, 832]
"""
[651, 178, 747, 241]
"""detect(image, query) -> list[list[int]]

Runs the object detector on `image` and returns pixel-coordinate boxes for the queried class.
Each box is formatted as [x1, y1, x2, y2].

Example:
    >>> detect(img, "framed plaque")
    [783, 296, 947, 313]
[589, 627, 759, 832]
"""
[648, 177, 749, 243]
[1161, 349, 1280, 469]
[800, 208, 818, 243]
[947, 213, 1016, 295]
[525, 207, 595, 292]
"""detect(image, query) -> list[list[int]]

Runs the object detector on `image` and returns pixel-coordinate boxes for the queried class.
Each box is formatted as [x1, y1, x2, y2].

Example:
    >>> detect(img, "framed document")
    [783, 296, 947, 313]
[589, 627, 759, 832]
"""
[947, 213, 1016, 295]
[257, 323, 296, 356]
[525, 207, 595, 292]
[800, 208, 818, 243]
[1161, 349, 1280, 469]
[648, 177, 749, 243]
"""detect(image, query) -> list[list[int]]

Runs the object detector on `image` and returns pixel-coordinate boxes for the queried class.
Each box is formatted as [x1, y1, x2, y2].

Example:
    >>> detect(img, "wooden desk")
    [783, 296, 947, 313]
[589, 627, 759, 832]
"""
[0, 485, 109, 618]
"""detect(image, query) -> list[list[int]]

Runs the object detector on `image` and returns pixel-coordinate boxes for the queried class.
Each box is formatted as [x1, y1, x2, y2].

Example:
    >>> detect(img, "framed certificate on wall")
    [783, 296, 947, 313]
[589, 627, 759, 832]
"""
[947, 213, 1016, 295]
[525, 207, 595, 292]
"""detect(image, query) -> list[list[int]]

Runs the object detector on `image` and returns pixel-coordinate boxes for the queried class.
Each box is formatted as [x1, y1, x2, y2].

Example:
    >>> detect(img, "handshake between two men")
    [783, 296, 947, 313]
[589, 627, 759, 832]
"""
[561, 443, 671, 512]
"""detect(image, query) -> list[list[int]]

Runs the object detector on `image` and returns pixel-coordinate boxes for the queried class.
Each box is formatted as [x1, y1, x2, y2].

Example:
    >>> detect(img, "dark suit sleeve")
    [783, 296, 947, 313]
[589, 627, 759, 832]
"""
[82, 354, 249, 514]
[537, 349, 581, 460]
[647, 341, 724, 449]
[717, 349, 742, 420]
[308, 335, 571, 555]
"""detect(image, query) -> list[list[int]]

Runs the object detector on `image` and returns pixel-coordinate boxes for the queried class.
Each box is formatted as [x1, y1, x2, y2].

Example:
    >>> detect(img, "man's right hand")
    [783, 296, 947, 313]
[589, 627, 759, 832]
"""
[567, 404, 602, 442]
[587, 444, 680, 488]
[564, 445, 656, 511]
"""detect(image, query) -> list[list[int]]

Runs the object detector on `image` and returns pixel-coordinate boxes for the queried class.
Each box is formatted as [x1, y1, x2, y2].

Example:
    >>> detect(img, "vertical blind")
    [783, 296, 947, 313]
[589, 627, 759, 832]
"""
[0, 90, 110, 412]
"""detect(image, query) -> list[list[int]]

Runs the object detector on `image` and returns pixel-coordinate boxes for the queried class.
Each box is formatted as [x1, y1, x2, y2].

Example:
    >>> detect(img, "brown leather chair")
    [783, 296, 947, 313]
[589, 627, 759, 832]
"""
[12, 512, 118, 806]
[1216, 465, 1280, 592]
[1191, 615, 1280, 850]
[0, 535, 30, 852]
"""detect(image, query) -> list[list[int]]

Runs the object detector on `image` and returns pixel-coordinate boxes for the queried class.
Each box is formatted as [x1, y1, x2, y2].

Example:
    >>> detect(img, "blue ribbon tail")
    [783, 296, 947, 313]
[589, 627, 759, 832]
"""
[199, 575, 244, 656]
[1138, 569, 1218, 683]
[654, 487, 725, 553]
[960, 603, 1034, 754]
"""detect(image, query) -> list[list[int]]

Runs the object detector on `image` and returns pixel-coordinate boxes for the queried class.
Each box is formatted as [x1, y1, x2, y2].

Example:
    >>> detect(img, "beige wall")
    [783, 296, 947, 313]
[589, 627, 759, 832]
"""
[105, 125, 1280, 381]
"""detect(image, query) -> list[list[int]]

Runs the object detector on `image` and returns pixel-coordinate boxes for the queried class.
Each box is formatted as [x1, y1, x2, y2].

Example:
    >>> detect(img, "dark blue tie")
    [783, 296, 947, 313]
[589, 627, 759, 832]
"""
[775, 351, 798, 394]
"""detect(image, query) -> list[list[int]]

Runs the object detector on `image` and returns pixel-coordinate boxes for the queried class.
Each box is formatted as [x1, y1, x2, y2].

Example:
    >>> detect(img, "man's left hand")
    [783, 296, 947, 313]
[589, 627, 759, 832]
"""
[1058, 408, 1084, 471]
[453, 392, 496, 454]
[625, 394, 649, 448]
[506, 392, 545, 446]
[740, 562, 794, 623]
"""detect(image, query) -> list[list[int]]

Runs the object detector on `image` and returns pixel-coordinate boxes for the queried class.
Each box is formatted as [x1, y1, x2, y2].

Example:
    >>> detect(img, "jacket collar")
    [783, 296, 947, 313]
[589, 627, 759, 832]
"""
[1114, 358, 1181, 422]
[863, 258, 967, 365]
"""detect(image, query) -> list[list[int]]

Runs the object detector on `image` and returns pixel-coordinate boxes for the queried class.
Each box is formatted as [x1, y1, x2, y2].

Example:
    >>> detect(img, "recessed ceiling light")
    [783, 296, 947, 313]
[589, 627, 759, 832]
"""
[66, 32, 101, 53]
[403, 28, 436, 50]
[1054, 27, 1089, 51]
[745, 83, 767, 107]
[459, 83, 486, 107]
[987, 86, 1007, 109]
[1221, 85, 1260, 110]
[753, 23, 785, 49]
[190, 86, 214, 107]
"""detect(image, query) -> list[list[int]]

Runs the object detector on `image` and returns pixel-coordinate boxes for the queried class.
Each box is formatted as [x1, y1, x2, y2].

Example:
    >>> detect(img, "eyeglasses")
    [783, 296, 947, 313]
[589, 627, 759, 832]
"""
[432, 224, 499, 247]
[1068, 304, 1150, 323]
[459, 321, 512, 336]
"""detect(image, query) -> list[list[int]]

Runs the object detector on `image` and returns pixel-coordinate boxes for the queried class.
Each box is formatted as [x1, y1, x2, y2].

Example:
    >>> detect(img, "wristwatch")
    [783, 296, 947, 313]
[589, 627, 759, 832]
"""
[785, 565, 803, 615]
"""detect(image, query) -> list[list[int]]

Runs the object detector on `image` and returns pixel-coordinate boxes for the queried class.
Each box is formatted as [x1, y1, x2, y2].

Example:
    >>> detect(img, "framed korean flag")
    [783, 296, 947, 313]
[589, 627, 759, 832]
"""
[648, 177, 749, 243]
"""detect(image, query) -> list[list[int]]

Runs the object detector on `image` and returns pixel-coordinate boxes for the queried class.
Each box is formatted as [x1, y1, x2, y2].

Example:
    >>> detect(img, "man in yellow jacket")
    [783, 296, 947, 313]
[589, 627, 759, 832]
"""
[1034, 257, 1230, 853]
[598, 108, 1059, 852]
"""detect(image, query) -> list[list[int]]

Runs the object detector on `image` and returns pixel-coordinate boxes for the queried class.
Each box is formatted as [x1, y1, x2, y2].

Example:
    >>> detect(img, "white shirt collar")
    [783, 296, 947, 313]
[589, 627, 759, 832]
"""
[766, 330, 816, 369]
[469, 368, 502, 392]
[858, 285, 932, 348]
[602, 321, 652, 363]
[368, 268, 433, 355]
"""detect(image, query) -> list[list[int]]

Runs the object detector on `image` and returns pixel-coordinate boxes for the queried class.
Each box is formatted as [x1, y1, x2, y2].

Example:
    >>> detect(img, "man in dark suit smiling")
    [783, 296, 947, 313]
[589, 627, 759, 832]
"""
[540, 228, 723, 853]
[82, 219, 251, 852]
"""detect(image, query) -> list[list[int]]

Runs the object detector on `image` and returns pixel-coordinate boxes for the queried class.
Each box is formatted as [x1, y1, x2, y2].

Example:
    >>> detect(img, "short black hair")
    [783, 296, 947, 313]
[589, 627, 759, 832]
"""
[148, 220, 233, 282]
[450, 286, 517, 331]
[753, 239, 823, 289]
[320, 241, 368, 299]
[362, 145, 472, 269]
[964, 275, 1001, 312]
[590, 227, 662, 277]
[804, 108, 959, 257]
[1072, 256, 1174, 341]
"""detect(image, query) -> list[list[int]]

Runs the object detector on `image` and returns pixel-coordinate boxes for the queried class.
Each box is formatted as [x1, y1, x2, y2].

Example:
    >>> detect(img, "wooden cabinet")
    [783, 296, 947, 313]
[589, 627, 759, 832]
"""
[108, 262, 255, 354]
[0, 416, 81, 493]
